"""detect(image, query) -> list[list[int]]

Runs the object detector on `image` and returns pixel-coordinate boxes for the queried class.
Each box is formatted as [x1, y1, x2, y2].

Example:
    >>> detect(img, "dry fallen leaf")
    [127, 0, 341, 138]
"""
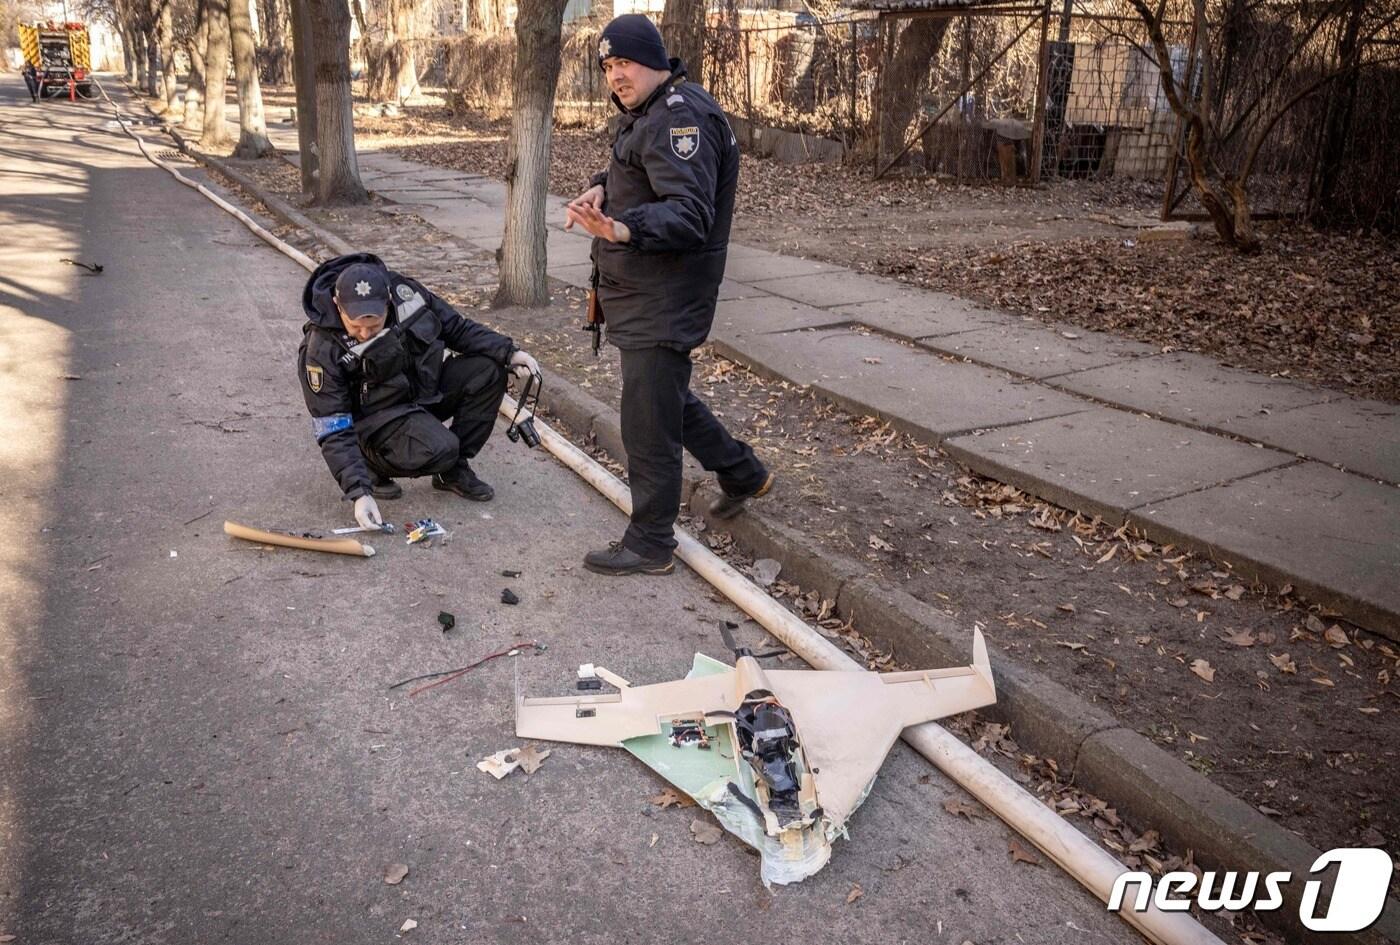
[1324, 625, 1350, 648]
[1311, 675, 1335, 687]
[648, 787, 695, 809]
[868, 534, 895, 552]
[1269, 652, 1298, 675]
[1190, 659, 1215, 683]
[1221, 628, 1256, 647]
[384, 863, 409, 885]
[846, 882, 864, 904]
[1054, 640, 1087, 651]
[1008, 838, 1041, 866]
[648, 832, 659, 848]
[942, 796, 985, 820]
[1128, 829, 1160, 853]
[690, 819, 723, 845]
[1359, 707, 1380, 715]
[514, 744, 551, 774]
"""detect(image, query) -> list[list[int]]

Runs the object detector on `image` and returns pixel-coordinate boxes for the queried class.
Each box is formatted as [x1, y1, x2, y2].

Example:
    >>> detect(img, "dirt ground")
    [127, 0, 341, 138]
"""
[214, 145, 1399, 904]
[350, 98, 1400, 405]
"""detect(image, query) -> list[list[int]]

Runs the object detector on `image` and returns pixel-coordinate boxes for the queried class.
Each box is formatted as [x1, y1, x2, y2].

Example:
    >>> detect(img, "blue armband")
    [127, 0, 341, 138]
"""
[312, 413, 353, 442]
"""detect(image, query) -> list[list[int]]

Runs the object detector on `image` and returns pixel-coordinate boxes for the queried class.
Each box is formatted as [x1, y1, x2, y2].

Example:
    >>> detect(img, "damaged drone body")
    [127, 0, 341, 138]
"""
[516, 630, 997, 884]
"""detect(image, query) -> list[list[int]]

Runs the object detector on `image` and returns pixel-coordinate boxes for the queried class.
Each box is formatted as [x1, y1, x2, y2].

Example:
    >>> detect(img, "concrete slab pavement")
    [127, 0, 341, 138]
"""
[1133, 462, 1400, 632]
[944, 408, 1299, 524]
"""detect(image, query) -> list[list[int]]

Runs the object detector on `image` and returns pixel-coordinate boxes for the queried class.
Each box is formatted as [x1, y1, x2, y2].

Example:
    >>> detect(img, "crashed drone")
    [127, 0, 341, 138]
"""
[516, 625, 996, 884]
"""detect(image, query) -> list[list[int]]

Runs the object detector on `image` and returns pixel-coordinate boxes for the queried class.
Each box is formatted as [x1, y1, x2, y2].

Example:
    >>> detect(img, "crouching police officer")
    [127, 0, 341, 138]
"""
[297, 252, 539, 530]
[565, 14, 773, 577]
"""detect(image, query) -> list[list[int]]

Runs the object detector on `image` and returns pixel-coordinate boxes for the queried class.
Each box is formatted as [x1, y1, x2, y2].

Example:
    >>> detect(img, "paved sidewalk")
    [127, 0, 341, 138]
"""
[248, 111, 1400, 640]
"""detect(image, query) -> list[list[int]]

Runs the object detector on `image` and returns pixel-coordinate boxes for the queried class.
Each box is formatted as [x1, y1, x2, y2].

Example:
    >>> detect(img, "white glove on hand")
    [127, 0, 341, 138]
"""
[354, 494, 384, 531]
[509, 349, 540, 379]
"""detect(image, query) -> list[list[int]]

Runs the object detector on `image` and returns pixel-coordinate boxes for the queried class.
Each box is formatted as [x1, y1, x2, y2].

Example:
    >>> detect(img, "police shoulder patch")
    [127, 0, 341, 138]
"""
[395, 283, 415, 301]
[666, 93, 684, 107]
[306, 364, 324, 393]
[669, 126, 700, 161]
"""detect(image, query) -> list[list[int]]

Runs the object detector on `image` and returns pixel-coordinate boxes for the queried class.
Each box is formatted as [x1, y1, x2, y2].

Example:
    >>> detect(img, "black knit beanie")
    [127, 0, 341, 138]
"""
[597, 14, 670, 71]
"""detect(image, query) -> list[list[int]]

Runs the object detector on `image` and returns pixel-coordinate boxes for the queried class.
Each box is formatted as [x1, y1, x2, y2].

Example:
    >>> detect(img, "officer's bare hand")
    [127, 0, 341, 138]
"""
[509, 348, 540, 379]
[564, 185, 605, 231]
[354, 494, 384, 531]
[565, 203, 630, 244]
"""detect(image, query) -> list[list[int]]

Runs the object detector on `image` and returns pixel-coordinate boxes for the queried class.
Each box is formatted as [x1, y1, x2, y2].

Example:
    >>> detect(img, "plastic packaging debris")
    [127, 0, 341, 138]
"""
[405, 519, 448, 545]
[501, 588, 520, 606]
[502, 569, 522, 578]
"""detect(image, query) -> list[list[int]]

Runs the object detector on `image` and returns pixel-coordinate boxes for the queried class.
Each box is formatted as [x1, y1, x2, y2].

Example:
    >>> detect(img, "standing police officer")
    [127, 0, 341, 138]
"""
[297, 252, 539, 530]
[566, 14, 773, 577]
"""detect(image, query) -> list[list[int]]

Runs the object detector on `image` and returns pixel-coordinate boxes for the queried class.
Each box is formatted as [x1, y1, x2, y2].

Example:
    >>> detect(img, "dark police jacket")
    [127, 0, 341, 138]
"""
[590, 61, 739, 352]
[297, 252, 515, 499]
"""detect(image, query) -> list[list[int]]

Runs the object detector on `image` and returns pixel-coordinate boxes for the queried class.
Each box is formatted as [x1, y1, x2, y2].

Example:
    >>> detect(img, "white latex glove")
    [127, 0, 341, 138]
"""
[354, 494, 383, 530]
[509, 349, 540, 379]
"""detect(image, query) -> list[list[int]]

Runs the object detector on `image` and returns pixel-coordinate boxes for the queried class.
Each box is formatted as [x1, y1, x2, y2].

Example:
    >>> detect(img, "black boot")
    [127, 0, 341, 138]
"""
[432, 463, 494, 502]
[583, 541, 674, 576]
[370, 474, 403, 500]
[708, 471, 775, 520]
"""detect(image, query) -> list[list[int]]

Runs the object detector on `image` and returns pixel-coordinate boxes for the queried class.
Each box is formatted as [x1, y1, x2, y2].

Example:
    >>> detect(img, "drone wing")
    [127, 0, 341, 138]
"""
[762, 629, 996, 826]
[516, 667, 739, 747]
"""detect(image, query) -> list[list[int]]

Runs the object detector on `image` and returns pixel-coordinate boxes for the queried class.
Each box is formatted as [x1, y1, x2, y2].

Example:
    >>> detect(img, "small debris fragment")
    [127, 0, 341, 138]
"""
[501, 588, 520, 606]
[752, 558, 781, 587]
[398, 918, 417, 934]
[476, 749, 522, 780]
[384, 863, 409, 885]
[689, 819, 723, 845]
[514, 744, 550, 774]
[846, 882, 864, 904]
[1190, 659, 1215, 683]
[437, 612, 455, 632]
[502, 569, 522, 578]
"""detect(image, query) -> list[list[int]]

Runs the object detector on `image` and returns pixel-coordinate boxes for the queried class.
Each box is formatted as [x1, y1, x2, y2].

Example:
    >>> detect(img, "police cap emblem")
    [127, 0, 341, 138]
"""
[354, 279, 372, 298]
[669, 126, 699, 161]
[599, 37, 612, 59]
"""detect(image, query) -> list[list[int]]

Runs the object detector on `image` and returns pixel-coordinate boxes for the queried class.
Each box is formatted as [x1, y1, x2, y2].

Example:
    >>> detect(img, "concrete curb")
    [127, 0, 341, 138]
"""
[151, 111, 1398, 943]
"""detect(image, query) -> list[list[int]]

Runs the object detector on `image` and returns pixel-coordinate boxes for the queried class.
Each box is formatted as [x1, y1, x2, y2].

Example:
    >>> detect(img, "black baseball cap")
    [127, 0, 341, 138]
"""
[334, 263, 391, 318]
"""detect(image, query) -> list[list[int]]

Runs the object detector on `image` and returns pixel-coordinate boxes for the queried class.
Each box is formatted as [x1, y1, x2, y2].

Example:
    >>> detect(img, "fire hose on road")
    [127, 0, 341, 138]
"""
[93, 77, 1223, 945]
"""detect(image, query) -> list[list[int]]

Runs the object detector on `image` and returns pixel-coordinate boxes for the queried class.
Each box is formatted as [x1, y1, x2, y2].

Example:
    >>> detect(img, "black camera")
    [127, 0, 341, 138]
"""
[507, 371, 542, 448]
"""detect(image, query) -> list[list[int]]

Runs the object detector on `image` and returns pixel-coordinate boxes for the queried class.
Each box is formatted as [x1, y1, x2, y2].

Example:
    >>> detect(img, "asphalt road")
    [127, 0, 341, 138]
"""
[0, 75, 1139, 944]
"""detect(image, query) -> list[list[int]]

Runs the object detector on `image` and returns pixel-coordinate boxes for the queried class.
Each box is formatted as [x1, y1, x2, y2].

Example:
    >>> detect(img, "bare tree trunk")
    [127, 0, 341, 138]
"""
[200, 0, 233, 148]
[366, 0, 418, 103]
[157, 0, 179, 112]
[1310, 0, 1366, 224]
[230, 0, 275, 156]
[468, 0, 506, 33]
[878, 17, 950, 161]
[289, 0, 321, 193]
[662, 0, 705, 81]
[308, 0, 368, 204]
[258, 0, 295, 84]
[183, 0, 209, 132]
[495, 0, 569, 308]
[145, 29, 159, 96]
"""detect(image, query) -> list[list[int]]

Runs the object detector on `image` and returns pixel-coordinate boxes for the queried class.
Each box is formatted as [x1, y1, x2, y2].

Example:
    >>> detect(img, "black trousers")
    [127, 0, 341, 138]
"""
[620, 346, 767, 557]
[360, 355, 507, 479]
